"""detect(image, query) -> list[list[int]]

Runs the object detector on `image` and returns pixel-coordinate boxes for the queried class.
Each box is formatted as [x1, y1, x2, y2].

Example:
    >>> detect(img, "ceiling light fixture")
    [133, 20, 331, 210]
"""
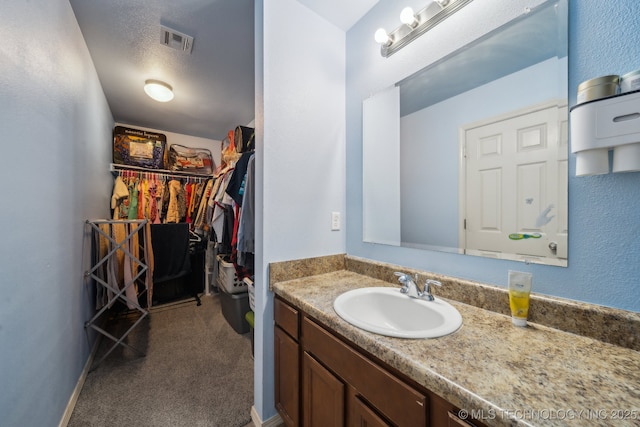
[375, 0, 474, 57]
[144, 79, 174, 102]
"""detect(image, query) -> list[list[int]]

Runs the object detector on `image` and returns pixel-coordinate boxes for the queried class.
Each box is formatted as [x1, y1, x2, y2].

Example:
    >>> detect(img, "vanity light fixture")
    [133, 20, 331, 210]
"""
[399, 7, 418, 28]
[374, 28, 392, 46]
[375, 0, 474, 57]
[144, 79, 174, 102]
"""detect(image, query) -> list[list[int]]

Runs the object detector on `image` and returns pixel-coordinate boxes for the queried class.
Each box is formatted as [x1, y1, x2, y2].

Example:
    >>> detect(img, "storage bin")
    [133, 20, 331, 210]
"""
[219, 287, 251, 334]
[245, 277, 255, 311]
[216, 255, 247, 294]
[113, 126, 166, 169]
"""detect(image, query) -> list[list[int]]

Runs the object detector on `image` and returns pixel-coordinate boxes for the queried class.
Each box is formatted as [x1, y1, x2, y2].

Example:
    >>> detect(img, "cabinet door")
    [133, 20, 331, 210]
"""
[349, 392, 392, 427]
[275, 326, 299, 427]
[448, 411, 475, 426]
[302, 351, 345, 427]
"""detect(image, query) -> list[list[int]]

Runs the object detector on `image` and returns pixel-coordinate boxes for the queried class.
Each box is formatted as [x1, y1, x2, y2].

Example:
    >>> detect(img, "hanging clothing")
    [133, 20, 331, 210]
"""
[128, 179, 139, 220]
[148, 180, 158, 224]
[111, 176, 129, 219]
[237, 154, 255, 267]
[177, 182, 187, 222]
[166, 179, 182, 223]
[225, 151, 253, 207]
[161, 179, 170, 221]
[137, 179, 146, 220]
[210, 170, 235, 243]
[154, 178, 164, 224]
[95, 222, 142, 309]
[150, 223, 191, 283]
[219, 205, 235, 255]
[193, 179, 213, 232]
[144, 221, 155, 307]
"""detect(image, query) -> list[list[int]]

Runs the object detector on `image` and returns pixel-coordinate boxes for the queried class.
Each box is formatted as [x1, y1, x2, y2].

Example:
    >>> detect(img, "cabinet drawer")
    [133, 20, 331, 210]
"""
[275, 297, 299, 339]
[302, 316, 427, 426]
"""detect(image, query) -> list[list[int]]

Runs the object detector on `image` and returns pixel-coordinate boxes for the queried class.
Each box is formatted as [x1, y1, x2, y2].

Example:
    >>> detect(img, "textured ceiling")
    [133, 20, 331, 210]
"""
[69, 0, 255, 141]
[69, 0, 379, 141]
[68, 0, 563, 141]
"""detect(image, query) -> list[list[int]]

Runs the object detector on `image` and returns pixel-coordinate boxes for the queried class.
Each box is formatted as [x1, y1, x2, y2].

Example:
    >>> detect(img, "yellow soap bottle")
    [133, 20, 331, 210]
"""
[508, 270, 532, 327]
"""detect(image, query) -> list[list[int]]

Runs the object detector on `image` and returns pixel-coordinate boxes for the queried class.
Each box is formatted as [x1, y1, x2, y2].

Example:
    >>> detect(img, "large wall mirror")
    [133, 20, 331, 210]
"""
[363, 0, 568, 267]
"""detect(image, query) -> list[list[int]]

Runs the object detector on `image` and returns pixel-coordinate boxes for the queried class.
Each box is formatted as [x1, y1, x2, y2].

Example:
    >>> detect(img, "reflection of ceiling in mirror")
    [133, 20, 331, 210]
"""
[296, 0, 379, 31]
[398, 1, 568, 117]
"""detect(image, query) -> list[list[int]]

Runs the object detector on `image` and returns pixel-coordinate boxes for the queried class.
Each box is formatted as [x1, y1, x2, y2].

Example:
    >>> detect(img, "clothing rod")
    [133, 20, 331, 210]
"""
[86, 219, 148, 225]
[110, 163, 213, 179]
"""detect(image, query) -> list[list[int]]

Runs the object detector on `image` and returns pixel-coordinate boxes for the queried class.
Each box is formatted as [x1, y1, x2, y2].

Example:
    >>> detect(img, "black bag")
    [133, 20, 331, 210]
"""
[234, 125, 255, 153]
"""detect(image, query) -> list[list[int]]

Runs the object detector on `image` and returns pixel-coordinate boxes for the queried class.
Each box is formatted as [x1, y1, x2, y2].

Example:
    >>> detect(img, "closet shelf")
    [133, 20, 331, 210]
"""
[110, 163, 213, 178]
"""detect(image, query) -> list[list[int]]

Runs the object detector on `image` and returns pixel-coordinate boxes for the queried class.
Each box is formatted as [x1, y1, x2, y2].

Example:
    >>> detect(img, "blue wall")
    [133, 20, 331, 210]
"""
[346, 0, 640, 312]
[0, 1, 114, 425]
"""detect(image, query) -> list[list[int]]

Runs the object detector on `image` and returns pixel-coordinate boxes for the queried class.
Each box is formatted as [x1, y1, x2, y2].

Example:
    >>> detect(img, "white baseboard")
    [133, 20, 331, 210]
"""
[251, 405, 284, 427]
[58, 336, 101, 427]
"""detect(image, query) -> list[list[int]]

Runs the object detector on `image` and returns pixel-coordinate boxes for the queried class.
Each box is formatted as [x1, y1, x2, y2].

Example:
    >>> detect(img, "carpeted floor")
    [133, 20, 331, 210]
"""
[68, 294, 254, 427]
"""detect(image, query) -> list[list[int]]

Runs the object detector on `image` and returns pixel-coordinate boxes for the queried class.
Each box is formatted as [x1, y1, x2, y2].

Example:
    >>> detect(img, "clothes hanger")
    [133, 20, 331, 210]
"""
[189, 229, 202, 242]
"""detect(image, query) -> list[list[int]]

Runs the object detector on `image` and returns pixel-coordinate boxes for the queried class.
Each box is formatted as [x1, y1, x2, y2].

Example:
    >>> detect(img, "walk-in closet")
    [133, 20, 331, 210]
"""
[64, 0, 257, 425]
[71, 123, 257, 426]
[87, 123, 256, 358]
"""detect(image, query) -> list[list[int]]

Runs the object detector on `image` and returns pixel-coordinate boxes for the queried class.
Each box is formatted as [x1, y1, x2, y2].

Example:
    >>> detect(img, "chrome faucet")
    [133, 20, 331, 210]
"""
[394, 272, 442, 301]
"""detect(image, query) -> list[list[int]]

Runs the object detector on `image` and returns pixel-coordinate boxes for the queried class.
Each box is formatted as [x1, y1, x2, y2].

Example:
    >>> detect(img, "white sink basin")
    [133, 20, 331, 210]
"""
[333, 287, 462, 339]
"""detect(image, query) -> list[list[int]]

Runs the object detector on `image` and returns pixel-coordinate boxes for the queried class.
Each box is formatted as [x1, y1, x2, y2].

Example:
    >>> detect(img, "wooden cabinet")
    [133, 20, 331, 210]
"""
[302, 351, 345, 427]
[301, 315, 427, 426]
[348, 390, 392, 427]
[274, 296, 486, 427]
[274, 298, 300, 427]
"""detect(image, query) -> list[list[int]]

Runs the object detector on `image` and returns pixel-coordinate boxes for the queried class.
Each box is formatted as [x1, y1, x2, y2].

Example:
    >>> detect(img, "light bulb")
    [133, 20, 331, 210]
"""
[374, 28, 391, 45]
[400, 7, 417, 27]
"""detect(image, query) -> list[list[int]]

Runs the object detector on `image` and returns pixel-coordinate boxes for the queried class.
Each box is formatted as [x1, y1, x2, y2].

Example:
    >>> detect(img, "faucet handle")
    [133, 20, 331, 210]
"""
[423, 279, 442, 296]
[394, 272, 413, 294]
[394, 271, 411, 283]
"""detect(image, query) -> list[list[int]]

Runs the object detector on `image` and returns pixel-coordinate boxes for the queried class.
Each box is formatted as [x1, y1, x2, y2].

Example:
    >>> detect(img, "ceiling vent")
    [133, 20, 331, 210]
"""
[160, 25, 194, 54]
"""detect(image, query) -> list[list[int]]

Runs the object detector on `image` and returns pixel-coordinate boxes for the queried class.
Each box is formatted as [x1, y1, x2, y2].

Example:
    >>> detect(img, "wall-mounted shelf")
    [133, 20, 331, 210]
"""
[110, 163, 213, 179]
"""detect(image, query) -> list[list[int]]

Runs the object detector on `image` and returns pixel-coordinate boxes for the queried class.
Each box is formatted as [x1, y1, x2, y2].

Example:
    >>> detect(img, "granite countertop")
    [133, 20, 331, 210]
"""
[272, 270, 640, 427]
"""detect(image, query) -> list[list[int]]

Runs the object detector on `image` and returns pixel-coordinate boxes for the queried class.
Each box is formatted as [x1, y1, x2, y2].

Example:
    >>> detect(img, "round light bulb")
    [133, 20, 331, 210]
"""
[374, 28, 390, 45]
[144, 80, 174, 102]
[400, 7, 417, 26]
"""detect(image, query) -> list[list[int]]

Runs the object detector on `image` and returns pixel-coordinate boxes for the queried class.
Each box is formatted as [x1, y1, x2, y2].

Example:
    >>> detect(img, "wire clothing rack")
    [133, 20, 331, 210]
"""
[84, 219, 150, 369]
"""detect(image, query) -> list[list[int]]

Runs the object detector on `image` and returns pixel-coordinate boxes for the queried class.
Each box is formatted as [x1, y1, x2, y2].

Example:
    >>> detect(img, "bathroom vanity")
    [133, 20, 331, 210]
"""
[271, 255, 640, 427]
[275, 295, 480, 426]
